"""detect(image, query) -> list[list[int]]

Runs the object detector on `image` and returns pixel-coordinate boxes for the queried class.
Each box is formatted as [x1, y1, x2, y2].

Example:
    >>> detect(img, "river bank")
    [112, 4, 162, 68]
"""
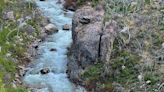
[0, 0, 51, 91]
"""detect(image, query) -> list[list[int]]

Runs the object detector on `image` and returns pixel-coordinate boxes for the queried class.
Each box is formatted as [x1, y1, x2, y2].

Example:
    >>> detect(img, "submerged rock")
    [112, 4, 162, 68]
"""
[40, 68, 50, 74]
[45, 24, 58, 35]
[63, 24, 70, 30]
[50, 48, 57, 51]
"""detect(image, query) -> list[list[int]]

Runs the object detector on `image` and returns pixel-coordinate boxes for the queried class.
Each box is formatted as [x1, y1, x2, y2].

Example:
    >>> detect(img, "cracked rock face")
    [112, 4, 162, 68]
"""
[72, 6, 104, 67]
[68, 6, 118, 81]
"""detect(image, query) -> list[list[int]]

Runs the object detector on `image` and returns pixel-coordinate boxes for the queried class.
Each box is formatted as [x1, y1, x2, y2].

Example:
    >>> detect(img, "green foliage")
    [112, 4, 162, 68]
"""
[0, 26, 27, 92]
[151, 32, 163, 47]
[0, 86, 28, 92]
[0, 28, 16, 43]
[98, 0, 164, 91]
[136, 30, 164, 50]
[81, 63, 103, 80]
[105, 0, 131, 20]
[0, 0, 5, 12]
[5, 87, 28, 92]
[26, 19, 40, 36]
[102, 82, 113, 91]
[144, 72, 160, 85]
[0, 0, 41, 91]
[26, 1, 36, 11]
[104, 0, 157, 21]
[77, 0, 99, 7]
[77, 0, 85, 5]
[0, 58, 16, 73]
[111, 50, 140, 85]
[145, 0, 151, 4]
[91, 0, 99, 7]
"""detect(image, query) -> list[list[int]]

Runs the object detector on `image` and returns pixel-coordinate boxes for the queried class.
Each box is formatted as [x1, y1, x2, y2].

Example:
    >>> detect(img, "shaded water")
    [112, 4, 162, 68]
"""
[24, 0, 86, 92]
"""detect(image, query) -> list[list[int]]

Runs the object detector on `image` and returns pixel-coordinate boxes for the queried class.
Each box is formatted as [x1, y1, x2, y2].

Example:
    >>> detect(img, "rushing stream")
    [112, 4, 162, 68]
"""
[24, 0, 86, 92]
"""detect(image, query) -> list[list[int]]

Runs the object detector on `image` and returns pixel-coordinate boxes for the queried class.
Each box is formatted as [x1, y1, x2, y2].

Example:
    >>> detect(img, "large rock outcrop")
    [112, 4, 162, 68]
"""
[68, 6, 118, 82]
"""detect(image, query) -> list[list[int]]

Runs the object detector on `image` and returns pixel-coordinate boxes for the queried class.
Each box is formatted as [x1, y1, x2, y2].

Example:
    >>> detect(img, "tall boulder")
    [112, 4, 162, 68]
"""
[68, 6, 118, 81]
[72, 6, 103, 67]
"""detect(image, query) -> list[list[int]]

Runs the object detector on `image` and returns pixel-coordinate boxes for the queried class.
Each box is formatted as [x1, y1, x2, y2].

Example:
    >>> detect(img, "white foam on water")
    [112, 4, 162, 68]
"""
[24, 0, 86, 92]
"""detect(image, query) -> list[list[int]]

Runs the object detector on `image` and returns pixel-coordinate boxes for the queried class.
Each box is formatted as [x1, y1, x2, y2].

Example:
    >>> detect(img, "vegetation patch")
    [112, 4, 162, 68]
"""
[0, 0, 45, 91]
[81, 0, 163, 91]
[81, 63, 103, 80]
[76, 0, 100, 7]
[110, 50, 140, 85]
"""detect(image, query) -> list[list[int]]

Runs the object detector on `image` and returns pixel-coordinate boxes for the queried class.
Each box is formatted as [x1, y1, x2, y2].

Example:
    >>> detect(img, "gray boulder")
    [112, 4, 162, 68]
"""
[68, 6, 118, 81]
[71, 6, 101, 69]
[72, 6, 117, 66]
[45, 24, 58, 35]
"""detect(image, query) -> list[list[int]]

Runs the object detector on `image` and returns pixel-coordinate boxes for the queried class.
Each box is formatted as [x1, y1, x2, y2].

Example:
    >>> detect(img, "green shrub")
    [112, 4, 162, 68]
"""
[81, 63, 103, 80]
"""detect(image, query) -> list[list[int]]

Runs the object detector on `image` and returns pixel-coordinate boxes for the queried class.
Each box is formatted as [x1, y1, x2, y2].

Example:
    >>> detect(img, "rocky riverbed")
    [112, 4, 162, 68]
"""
[23, 0, 86, 92]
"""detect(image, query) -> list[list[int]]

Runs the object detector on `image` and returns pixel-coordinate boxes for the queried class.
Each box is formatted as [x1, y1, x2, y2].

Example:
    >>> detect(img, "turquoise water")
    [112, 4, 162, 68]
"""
[24, 0, 86, 92]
